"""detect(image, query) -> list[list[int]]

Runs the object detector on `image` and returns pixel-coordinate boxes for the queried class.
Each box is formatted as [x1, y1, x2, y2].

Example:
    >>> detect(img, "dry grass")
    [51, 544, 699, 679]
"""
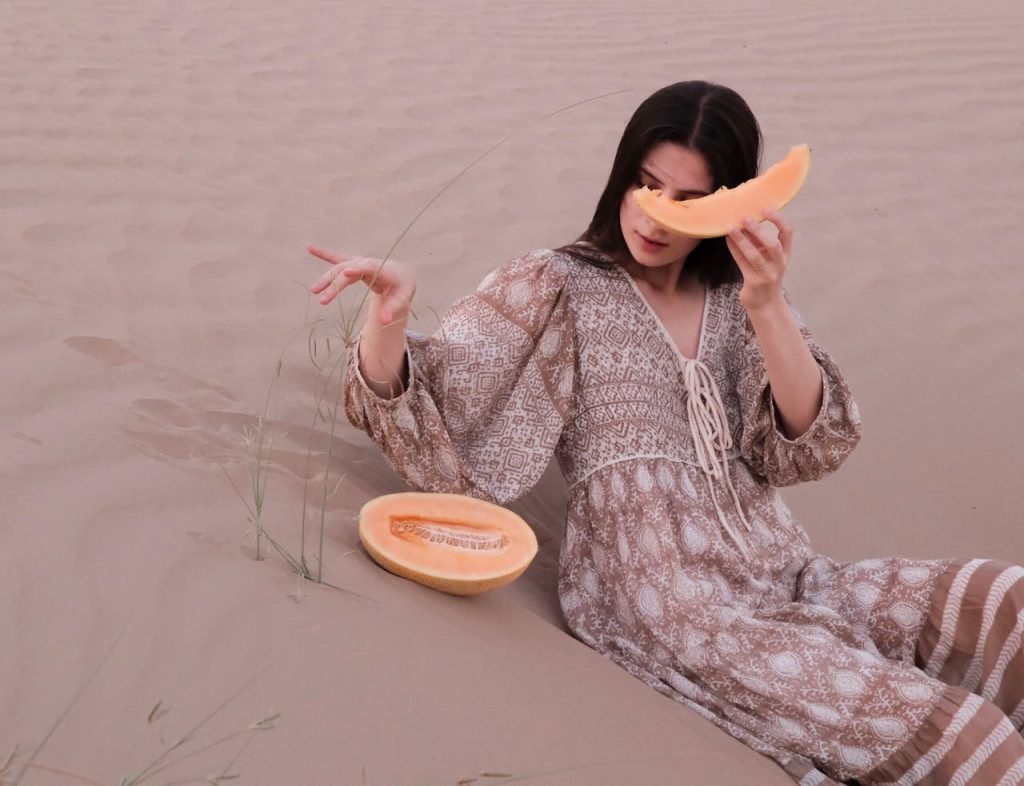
[224, 88, 633, 595]
[1, 639, 277, 786]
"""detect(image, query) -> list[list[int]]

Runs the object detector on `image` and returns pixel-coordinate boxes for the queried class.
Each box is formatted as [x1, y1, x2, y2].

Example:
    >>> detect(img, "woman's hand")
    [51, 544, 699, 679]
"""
[725, 210, 794, 314]
[307, 245, 417, 326]
[726, 212, 823, 438]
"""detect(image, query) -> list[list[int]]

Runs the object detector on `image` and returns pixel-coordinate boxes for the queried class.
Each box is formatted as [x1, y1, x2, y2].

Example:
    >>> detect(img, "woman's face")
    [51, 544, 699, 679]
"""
[619, 141, 713, 269]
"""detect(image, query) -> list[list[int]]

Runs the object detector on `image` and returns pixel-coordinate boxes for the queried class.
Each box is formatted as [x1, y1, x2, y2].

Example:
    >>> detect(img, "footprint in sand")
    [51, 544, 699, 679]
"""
[61, 334, 401, 505]
[123, 396, 400, 507]
[63, 335, 141, 366]
[63, 335, 238, 402]
[1, 270, 51, 304]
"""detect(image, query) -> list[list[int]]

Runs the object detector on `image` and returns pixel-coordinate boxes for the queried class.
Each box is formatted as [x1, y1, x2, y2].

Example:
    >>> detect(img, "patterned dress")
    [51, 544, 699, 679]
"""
[344, 247, 1024, 784]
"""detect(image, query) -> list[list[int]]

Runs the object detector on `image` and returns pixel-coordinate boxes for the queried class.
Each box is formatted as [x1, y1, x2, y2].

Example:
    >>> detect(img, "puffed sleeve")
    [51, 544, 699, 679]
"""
[343, 249, 576, 504]
[736, 291, 862, 487]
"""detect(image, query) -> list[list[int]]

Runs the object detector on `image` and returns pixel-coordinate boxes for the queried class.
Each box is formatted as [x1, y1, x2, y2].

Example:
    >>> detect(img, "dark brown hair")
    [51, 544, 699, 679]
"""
[559, 80, 762, 288]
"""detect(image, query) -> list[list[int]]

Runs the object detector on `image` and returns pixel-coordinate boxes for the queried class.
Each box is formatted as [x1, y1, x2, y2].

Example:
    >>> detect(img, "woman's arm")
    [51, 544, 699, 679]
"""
[308, 245, 416, 399]
[743, 296, 823, 438]
[331, 249, 576, 504]
[357, 296, 412, 399]
[726, 210, 823, 439]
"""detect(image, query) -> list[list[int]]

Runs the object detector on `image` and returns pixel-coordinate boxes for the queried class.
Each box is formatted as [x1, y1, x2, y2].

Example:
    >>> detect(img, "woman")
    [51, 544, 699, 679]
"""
[307, 81, 1024, 784]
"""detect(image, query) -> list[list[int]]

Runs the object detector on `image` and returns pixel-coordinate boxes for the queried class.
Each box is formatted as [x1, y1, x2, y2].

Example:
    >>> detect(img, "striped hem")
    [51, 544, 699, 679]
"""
[780, 756, 840, 786]
[865, 686, 1024, 785]
[918, 559, 1024, 724]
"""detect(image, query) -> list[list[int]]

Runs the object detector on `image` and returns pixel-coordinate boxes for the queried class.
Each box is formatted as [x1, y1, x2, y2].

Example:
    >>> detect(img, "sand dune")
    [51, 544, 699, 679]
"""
[3, 0, 1023, 783]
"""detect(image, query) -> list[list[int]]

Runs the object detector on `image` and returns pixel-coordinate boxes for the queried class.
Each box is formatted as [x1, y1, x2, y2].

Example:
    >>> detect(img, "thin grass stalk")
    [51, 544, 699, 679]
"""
[0, 746, 17, 785]
[132, 711, 276, 785]
[207, 729, 257, 785]
[120, 665, 272, 785]
[15, 763, 102, 786]
[347, 88, 633, 327]
[252, 357, 284, 560]
[292, 89, 634, 586]
[317, 362, 348, 583]
[299, 339, 350, 579]
[297, 278, 366, 582]
[6, 633, 122, 786]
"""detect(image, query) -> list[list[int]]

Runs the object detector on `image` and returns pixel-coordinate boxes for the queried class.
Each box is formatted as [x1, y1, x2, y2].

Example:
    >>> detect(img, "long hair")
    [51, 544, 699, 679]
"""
[559, 81, 763, 288]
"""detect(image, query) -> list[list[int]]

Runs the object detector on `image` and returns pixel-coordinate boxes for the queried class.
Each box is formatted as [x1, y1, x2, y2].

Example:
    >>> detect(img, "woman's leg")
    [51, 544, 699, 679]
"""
[795, 555, 958, 665]
[918, 559, 1024, 727]
[796, 556, 1024, 783]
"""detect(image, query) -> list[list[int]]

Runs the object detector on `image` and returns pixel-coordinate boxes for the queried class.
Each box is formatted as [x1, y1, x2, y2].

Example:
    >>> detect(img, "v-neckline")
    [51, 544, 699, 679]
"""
[618, 266, 711, 366]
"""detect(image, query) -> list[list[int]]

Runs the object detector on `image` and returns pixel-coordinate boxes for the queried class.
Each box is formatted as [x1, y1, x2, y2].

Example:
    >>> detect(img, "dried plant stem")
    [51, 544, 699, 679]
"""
[17, 763, 103, 786]
[129, 712, 275, 786]
[227, 88, 632, 594]
[300, 288, 364, 584]
[348, 87, 633, 330]
[316, 347, 351, 583]
[252, 356, 283, 561]
[4, 633, 122, 786]
[118, 665, 272, 786]
[204, 729, 258, 786]
[299, 344, 347, 581]
[223, 355, 284, 563]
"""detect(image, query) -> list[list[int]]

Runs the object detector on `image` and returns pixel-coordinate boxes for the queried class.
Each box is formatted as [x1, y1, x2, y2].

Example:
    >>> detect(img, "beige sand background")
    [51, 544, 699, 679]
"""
[3, 0, 1022, 783]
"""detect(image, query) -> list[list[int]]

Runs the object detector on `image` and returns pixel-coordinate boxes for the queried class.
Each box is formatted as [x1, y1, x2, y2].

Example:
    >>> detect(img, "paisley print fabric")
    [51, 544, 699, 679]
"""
[344, 247, 1024, 784]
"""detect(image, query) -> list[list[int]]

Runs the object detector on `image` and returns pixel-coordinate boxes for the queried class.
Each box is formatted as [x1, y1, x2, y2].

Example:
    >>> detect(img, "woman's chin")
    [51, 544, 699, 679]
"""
[626, 244, 669, 267]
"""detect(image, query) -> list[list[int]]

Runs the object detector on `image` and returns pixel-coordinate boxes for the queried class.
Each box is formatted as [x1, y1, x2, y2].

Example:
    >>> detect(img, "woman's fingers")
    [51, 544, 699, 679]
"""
[380, 286, 416, 326]
[763, 209, 794, 258]
[727, 223, 764, 273]
[311, 259, 394, 306]
[727, 213, 796, 312]
[313, 269, 354, 305]
[728, 216, 789, 276]
[740, 218, 784, 259]
[308, 244, 352, 303]
[307, 246, 415, 317]
[311, 265, 349, 295]
[310, 267, 334, 293]
[306, 244, 348, 266]
[310, 256, 366, 292]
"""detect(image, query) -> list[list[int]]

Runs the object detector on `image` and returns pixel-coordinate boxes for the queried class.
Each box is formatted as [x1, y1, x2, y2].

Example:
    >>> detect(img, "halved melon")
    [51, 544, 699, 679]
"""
[633, 143, 812, 238]
[358, 492, 538, 596]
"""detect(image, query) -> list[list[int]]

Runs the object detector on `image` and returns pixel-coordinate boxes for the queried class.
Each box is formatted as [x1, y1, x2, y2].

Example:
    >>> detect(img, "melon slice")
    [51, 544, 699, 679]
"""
[633, 143, 811, 238]
[358, 492, 539, 596]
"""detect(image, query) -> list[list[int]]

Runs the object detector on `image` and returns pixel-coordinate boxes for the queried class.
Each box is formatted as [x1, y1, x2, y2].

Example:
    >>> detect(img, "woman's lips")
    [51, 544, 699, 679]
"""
[637, 232, 668, 252]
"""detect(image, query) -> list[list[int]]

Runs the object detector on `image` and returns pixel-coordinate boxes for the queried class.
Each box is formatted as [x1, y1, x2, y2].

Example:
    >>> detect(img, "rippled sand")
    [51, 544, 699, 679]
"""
[2, 1, 1022, 782]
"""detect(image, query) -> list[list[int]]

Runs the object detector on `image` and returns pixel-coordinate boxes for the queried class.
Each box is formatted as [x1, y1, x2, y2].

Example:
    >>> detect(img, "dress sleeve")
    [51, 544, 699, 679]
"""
[343, 250, 575, 504]
[736, 291, 862, 487]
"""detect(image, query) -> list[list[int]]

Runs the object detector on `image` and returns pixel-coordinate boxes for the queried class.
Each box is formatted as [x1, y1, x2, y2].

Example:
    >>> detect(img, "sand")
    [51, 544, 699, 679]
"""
[2, 0, 1023, 783]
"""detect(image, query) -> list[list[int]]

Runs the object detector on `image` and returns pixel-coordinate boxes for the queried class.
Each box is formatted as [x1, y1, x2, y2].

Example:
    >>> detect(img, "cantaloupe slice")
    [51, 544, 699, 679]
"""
[358, 492, 539, 596]
[633, 143, 811, 238]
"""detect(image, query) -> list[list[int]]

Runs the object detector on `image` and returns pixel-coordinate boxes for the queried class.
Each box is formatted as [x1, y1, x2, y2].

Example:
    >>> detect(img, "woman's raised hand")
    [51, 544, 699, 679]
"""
[307, 245, 417, 325]
[725, 210, 794, 314]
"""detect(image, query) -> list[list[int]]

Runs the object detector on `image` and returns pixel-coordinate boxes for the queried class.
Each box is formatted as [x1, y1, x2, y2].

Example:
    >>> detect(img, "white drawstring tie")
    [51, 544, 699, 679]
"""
[682, 359, 753, 559]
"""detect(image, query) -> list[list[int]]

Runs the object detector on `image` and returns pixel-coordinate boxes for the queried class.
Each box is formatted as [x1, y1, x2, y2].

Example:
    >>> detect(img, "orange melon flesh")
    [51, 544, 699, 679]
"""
[358, 492, 539, 596]
[633, 143, 812, 239]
